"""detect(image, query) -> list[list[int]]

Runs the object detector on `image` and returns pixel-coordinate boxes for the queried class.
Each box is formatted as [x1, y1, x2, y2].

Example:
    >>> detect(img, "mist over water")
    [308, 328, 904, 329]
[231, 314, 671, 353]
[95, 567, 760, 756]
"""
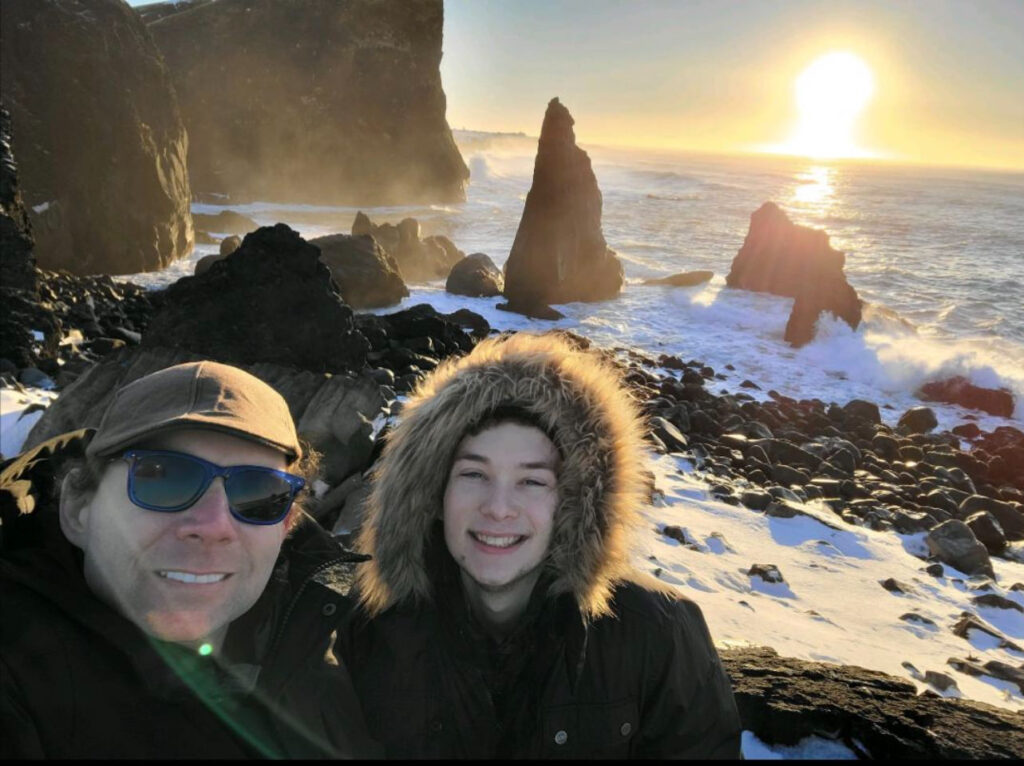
[132, 131, 1024, 430]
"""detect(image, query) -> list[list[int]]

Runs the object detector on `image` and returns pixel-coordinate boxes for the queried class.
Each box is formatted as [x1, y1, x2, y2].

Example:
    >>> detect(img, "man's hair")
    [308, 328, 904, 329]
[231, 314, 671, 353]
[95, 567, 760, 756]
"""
[460, 404, 561, 456]
[57, 438, 322, 530]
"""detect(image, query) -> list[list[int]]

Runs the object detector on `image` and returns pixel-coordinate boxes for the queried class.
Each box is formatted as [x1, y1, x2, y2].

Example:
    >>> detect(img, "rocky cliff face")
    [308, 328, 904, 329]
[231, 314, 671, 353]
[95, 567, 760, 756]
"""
[143, 0, 468, 205]
[0, 105, 35, 294]
[0, 0, 193, 276]
[502, 98, 623, 313]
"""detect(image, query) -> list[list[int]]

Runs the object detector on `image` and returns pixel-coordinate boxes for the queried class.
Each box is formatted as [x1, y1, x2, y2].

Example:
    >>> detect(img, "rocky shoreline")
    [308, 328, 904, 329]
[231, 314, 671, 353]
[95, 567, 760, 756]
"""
[3, 233, 1022, 755]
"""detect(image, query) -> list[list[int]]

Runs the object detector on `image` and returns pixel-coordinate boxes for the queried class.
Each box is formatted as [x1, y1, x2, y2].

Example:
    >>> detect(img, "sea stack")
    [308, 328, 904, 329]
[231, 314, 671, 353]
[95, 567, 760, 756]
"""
[0, 0, 193, 275]
[726, 202, 861, 346]
[501, 97, 623, 315]
[142, 0, 468, 206]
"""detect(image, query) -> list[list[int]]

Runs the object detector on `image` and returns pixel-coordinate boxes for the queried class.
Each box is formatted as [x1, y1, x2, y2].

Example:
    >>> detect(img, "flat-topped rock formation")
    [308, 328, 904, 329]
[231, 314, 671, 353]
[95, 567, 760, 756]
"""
[501, 98, 623, 316]
[726, 202, 861, 347]
[142, 0, 468, 205]
[722, 645, 1024, 758]
[0, 0, 192, 275]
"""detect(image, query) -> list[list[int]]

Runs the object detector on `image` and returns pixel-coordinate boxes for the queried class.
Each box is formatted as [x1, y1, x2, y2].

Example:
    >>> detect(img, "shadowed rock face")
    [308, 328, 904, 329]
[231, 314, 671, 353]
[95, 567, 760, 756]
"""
[722, 646, 1024, 759]
[143, 0, 468, 205]
[502, 98, 624, 312]
[726, 202, 861, 346]
[0, 106, 35, 294]
[312, 233, 409, 309]
[142, 224, 369, 373]
[0, 0, 192, 276]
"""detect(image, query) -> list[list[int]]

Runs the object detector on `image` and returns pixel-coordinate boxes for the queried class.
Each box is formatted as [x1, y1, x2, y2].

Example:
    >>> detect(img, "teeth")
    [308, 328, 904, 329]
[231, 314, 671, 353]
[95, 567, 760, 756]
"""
[158, 571, 228, 584]
[472, 533, 523, 548]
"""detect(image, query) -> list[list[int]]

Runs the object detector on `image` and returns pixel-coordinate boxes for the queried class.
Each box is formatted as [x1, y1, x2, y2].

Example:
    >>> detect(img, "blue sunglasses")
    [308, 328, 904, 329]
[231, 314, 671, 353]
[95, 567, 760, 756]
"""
[122, 449, 305, 525]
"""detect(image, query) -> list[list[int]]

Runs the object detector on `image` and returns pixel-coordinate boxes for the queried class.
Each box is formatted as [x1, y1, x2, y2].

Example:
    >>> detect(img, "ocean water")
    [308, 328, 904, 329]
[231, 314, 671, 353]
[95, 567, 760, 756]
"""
[126, 131, 1024, 434]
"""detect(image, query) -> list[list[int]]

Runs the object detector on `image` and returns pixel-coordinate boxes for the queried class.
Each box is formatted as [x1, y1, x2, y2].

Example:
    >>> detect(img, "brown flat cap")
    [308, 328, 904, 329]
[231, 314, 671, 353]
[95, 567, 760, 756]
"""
[86, 361, 301, 460]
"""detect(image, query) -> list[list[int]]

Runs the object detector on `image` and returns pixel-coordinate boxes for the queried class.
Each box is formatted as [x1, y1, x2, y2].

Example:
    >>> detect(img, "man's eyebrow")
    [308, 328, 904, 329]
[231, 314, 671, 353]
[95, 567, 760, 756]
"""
[453, 453, 556, 471]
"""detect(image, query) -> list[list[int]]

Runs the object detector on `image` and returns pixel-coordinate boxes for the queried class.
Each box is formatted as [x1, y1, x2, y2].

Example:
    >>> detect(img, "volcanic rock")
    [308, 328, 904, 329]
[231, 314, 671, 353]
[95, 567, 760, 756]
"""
[312, 233, 408, 309]
[192, 211, 258, 236]
[918, 376, 1015, 418]
[446, 253, 504, 297]
[721, 646, 1024, 759]
[502, 98, 623, 314]
[1, 0, 192, 275]
[925, 520, 994, 578]
[642, 270, 714, 287]
[965, 511, 1007, 555]
[747, 563, 784, 584]
[0, 106, 35, 294]
[351, 213, 463, 282]
[193, 254, 223, 276]
[219, 235, 243, 257]
[726, 202, 861, 346]
[898, 406, 938, 434]
[841, 398, 881, 426]
[144, 0, 468, 205]
[143, 224, 368, 373]
[958, 494, 1024, 540]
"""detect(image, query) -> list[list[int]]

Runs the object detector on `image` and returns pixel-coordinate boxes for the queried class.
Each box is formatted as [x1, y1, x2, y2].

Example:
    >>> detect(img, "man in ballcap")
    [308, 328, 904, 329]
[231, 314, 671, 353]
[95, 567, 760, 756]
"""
[1, 361, 375, 758]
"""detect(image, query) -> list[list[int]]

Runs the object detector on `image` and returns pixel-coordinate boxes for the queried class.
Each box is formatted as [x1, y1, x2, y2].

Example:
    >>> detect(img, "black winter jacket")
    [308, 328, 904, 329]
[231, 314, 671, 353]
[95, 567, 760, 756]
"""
[341, 534, 741, 759]
[0, 430, 378, 759]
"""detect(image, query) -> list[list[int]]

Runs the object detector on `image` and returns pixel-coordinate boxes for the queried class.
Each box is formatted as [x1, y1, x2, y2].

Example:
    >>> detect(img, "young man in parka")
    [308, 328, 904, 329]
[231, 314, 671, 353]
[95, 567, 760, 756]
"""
[340, 332, 742, 759]
[0, 361, 376, 759]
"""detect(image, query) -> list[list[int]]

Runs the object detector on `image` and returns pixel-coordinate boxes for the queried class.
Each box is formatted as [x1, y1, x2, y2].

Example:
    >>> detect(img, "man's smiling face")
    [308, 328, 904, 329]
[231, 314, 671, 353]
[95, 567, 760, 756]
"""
[62, 428, 289, 650]
[443, 421, 559, 610]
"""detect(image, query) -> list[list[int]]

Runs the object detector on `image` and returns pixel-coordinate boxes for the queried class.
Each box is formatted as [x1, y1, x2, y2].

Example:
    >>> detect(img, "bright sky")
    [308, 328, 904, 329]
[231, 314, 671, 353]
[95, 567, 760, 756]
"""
[127, 0, 1024, 169]
[440, 0, 1024, 169]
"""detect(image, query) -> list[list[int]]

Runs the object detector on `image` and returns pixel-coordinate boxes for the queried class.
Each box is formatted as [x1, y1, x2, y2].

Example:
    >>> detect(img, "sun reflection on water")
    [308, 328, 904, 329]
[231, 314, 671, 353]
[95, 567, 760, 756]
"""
[794, 165, 834, 206]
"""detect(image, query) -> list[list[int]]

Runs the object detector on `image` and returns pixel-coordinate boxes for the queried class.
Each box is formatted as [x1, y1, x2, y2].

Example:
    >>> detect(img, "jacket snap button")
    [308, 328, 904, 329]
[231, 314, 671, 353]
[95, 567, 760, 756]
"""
[321, 603, 337, 616]
[554, 730, 568, 745]
[430, 720, 443, 733]
[620, 722, 632, 736]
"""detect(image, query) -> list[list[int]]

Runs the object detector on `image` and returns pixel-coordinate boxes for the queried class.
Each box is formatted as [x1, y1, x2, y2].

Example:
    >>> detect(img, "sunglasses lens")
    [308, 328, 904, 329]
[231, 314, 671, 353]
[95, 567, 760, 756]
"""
[131, 453, 207, 510]
[225, 469, 296, 523]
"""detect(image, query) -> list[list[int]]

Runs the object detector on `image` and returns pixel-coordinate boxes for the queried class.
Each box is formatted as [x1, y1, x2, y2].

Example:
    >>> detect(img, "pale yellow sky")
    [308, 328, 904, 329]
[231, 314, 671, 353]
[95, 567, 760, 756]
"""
[441, 0, 1024, 171]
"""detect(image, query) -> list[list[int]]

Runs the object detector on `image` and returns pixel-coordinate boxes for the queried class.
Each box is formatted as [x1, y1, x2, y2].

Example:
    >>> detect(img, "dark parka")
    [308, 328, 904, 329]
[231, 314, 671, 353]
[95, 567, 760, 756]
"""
[0, 430, 378, 759]
[339, 333, 742, 759]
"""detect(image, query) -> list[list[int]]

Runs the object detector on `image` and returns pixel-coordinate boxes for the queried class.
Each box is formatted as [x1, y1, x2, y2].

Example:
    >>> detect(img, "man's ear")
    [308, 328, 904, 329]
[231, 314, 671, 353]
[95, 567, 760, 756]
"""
[59, 470, 93, 547]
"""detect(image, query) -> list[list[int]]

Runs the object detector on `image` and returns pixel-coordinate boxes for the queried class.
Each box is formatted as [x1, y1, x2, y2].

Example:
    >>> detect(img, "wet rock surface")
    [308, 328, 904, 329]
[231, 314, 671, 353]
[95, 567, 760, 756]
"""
[1, 0, 192, 275]
[919, 375, 1015, 418]
[642, 270, 714, 287]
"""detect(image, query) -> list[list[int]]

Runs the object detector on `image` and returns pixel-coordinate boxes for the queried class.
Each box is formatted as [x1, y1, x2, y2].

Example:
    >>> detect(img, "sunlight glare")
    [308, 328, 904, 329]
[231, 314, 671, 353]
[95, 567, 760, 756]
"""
[786, 52, 875, 159]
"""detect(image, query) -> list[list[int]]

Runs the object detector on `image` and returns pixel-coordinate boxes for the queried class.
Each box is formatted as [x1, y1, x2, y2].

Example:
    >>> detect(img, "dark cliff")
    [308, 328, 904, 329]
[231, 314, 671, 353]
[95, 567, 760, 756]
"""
[142, 0, 469, 205]
[0, 0, 193, 276]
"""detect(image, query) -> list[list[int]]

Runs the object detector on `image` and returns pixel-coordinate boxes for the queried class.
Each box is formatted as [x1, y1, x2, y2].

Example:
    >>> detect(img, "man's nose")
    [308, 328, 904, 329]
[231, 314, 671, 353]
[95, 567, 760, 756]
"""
[482, 482, 519, 520]
[176, 478, 237, 542]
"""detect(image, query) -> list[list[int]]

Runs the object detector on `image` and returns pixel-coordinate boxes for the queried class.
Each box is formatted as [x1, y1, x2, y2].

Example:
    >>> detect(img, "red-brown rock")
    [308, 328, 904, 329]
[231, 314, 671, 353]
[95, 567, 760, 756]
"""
[726, 202, 861, 347]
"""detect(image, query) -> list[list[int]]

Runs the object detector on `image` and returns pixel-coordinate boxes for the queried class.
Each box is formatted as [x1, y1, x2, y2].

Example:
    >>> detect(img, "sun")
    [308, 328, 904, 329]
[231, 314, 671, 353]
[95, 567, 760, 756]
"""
[784, 51, 875, 159]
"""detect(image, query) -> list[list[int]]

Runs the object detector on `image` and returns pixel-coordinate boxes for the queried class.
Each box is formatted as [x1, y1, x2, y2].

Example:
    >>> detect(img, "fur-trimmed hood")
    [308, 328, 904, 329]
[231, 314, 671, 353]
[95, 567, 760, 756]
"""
[355, 332, 648, 620]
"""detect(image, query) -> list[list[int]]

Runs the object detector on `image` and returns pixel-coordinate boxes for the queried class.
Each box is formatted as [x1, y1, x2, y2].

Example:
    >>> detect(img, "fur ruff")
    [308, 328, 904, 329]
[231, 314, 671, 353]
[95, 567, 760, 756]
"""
[355, 332, 648, 620]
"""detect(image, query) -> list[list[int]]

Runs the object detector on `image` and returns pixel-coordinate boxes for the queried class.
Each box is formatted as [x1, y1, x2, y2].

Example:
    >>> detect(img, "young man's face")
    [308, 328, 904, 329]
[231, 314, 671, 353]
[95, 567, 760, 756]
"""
[61, 428, 290, 651]
[443, 422, 559, 610]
